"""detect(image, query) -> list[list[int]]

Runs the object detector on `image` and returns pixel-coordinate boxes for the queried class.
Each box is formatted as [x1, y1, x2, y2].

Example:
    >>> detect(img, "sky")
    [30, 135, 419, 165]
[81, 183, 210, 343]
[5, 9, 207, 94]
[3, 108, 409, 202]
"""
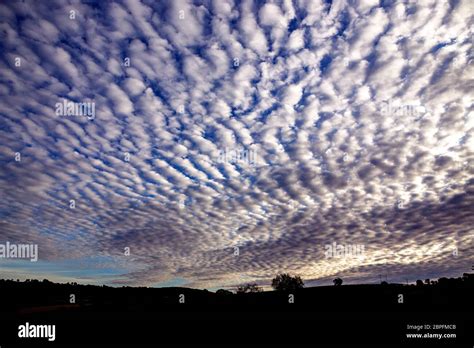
[0, 0, 472, 290]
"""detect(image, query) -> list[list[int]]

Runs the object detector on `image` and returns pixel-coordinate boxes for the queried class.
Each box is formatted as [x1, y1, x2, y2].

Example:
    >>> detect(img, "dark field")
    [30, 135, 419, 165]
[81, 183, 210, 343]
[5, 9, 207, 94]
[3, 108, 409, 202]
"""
[1, 276, 473, 346]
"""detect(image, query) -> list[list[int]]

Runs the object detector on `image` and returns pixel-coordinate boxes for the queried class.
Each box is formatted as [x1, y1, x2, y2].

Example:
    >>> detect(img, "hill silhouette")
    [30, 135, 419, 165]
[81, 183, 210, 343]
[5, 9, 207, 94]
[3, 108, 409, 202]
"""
[1, 272, 472, 314]
[1, 273, 472, 345]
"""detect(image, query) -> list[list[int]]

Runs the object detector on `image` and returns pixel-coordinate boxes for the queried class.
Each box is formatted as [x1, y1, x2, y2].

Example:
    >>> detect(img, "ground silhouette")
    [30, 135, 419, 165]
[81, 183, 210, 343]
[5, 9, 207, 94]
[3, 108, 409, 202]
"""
[1, 272, 472, 314]
[1, 273, 472, 345]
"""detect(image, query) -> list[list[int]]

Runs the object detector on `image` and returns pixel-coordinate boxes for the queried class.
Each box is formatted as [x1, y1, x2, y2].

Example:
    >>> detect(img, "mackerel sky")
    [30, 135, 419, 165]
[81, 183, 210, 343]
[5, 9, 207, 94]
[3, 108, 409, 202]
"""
[0, 0, 472, 290]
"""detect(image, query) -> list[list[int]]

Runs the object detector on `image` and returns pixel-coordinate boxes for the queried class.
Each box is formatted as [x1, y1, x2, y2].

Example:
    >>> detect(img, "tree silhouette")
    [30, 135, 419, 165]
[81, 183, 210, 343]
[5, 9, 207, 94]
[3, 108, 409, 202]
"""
[333, 278, 343, 286]
[416, 279, 424, 286]
[236, 283, 263, 294]
[271, 273, 304, 291]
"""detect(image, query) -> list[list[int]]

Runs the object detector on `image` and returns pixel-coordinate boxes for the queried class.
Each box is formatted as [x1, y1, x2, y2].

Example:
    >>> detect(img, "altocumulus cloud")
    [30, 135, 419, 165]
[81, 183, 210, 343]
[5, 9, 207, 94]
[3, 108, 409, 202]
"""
[0, 0, 472, 289]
